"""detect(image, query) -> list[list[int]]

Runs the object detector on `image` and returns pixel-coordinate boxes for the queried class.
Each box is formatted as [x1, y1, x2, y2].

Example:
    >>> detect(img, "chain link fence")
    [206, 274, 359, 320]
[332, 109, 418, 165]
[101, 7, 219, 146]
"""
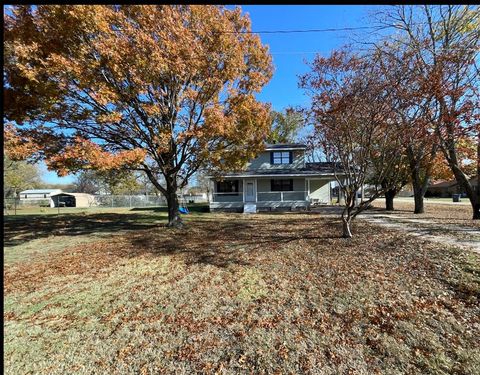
[4, 194, 208, 214]
[92, 195, 168, 208]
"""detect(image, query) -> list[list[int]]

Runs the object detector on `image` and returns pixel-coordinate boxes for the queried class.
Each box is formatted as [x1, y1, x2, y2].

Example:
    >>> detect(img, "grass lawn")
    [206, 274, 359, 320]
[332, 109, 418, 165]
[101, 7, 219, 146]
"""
[4, 208, 480, 374]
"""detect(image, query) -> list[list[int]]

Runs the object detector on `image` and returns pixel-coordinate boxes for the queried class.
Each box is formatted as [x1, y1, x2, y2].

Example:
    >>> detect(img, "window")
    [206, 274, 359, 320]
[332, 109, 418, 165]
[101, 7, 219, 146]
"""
[271, 179, 293, 191]
[44, 194, 47, 198]
[216, 180, 239, 195]
[271, 151, 292, 164]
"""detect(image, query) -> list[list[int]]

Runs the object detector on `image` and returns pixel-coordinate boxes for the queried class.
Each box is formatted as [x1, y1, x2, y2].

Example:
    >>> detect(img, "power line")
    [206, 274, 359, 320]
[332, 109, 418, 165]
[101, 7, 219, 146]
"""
[269, 46, 479, 56]
[214, 25, 384, 34]
[209, 19, 479, 35]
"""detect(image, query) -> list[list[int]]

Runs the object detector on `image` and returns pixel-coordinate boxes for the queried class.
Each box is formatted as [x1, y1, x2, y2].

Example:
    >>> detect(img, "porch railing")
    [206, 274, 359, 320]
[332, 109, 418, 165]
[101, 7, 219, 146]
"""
[257, 191, 308, 202]
[212, 192, 244, 202]
[212, 191, 308, 203]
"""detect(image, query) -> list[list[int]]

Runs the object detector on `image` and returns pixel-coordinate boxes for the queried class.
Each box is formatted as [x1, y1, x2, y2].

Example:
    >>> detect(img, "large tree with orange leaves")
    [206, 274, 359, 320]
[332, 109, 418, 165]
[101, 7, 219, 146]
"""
[4, 5, 273, 226]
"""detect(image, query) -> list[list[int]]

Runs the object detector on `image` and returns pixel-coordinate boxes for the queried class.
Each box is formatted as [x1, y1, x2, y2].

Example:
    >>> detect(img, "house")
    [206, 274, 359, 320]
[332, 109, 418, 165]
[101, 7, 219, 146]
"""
[18, 189, 63, 206]
[50, 192, 96, 208]
[208, 143, 343, 213]
[426, 177, 478, 198]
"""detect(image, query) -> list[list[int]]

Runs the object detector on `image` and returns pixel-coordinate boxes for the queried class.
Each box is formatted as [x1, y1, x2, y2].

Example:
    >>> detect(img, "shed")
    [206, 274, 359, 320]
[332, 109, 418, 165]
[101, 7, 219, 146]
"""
[50, 192, 95, 208]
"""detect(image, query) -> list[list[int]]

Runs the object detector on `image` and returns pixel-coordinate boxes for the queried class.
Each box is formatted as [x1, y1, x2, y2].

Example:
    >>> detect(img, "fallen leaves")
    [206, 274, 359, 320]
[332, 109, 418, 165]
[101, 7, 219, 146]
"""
[3, 211, 480, 374]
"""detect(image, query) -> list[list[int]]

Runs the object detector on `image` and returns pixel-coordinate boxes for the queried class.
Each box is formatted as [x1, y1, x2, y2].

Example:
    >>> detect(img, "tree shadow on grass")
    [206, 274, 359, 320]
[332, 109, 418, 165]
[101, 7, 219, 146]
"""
[4, 209, 346, 269]
[130, 204, 210, 213]
[3, 212, 166, 247]
[125, 215, 346, 268]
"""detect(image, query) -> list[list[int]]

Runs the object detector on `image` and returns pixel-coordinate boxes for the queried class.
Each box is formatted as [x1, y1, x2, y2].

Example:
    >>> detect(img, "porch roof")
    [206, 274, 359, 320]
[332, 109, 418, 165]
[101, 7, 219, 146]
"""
[211, 162, 343, 179]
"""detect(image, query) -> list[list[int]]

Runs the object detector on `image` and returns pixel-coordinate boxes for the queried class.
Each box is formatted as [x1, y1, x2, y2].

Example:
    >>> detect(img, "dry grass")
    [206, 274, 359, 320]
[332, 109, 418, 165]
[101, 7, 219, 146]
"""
[371, 199, 480, 229]
[4, 210, 480, 374]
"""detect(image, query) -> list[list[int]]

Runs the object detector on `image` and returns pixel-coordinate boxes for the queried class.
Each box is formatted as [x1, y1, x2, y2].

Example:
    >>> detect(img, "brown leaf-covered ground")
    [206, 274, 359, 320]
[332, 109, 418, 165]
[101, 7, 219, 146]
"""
[4, 209, 480, 374]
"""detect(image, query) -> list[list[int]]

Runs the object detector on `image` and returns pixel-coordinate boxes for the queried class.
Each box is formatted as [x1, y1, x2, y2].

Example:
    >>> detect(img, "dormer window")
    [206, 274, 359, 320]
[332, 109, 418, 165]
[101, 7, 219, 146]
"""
[271, 151, 292, 165]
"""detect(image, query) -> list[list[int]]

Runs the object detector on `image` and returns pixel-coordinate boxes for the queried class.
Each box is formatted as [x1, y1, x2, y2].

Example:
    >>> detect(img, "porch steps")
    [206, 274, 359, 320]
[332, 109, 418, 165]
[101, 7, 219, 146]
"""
[243, 203, 257, 214]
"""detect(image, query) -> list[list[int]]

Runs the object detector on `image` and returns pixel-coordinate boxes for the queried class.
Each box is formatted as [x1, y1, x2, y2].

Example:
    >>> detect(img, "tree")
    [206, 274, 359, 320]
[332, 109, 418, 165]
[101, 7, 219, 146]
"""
[3, 154, 42, 197]
[371, 154, 410, 211]
[193, 169, 212, 200]
[4, 5, 273, 227]
[380, 45, 441, 214]
[74, 169, 146, 195]
[430, 135, 477, 181]
[73, 170, 102, 194]
[266, 107, 305, 144]
[106, 171, 143, 195]
[376, 5, 480, 219]
[300, 50, 409, 237]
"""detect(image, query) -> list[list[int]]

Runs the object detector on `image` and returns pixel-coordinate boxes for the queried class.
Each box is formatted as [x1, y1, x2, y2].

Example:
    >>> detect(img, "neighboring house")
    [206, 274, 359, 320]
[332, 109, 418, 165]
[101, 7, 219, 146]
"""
[209, 143, 343, 213]
[18, 189, 63, 206]
[50, 192, 96, 208]
[426, 177, 478, 198]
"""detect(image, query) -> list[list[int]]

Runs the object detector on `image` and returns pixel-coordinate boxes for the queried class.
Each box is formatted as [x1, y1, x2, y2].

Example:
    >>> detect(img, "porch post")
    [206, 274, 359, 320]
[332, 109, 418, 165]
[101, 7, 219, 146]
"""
[307, 179, 310, 201]
[242, 178, 245, 203]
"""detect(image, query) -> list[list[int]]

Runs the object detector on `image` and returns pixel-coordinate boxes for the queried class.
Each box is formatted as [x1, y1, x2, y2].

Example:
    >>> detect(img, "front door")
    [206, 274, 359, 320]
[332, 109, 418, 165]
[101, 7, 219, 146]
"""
[244, 179, 256, 202]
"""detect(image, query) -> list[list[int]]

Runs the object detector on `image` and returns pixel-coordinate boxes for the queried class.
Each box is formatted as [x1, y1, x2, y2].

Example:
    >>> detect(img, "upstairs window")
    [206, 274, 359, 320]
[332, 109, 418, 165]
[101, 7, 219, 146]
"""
[271, 151, 292, 164]
[216, 180, 239, 195]
[271, 179, 293, 191]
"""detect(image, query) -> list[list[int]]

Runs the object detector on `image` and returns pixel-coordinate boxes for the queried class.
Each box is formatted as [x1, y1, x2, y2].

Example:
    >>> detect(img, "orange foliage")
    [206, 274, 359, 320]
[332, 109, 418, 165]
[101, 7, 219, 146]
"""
[45, 137, 147, 177]
[4, 5, 273, 209]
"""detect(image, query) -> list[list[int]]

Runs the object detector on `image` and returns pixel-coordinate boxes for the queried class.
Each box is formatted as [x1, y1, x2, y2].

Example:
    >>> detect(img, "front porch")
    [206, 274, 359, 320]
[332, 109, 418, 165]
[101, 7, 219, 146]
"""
[209, 177, 332, 212]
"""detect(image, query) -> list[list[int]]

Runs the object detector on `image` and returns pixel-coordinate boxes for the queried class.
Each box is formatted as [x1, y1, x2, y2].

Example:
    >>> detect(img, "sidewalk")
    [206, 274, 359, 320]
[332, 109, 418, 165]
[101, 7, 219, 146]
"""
[359, 211, 480, 253]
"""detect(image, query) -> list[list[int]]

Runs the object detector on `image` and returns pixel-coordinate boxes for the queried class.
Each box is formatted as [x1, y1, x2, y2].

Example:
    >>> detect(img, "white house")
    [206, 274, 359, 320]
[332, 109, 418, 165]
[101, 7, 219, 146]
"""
[209, 143, 345, 213]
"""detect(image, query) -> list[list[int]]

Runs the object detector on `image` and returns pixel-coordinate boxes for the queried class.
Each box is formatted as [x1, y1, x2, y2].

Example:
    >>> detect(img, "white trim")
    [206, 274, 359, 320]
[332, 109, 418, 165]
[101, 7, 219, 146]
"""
[213, 173, 343, 178]
[264, 147, 306, 151]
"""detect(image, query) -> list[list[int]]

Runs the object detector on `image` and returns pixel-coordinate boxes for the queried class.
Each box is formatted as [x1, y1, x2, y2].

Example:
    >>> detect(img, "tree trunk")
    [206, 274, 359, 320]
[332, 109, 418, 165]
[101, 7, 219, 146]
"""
[385, 189, 396, 211]
[342, 216, 352, 238]
[165, 175, 183, 228]
[473, 200, 480, 220]
[437, 118, 478, 220]
[411, 171, 428, 214]
[443, 140, 478, 220]
[413, 188, 424, 214]
[474, 138, 480, 220]
[406, 145, 431, 215]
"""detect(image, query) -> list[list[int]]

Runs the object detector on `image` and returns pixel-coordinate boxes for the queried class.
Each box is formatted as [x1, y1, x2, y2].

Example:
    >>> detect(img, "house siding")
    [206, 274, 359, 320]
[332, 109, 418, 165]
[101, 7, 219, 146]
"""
[246, 150, 305, 170]
[309, 180, 330, 204]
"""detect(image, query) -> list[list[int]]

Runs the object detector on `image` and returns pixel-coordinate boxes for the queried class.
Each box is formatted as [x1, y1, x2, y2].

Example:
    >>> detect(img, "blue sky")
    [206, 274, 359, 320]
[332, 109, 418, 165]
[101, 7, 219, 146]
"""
[43, 5, 381, 184]
[241, 5, 379, 109]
